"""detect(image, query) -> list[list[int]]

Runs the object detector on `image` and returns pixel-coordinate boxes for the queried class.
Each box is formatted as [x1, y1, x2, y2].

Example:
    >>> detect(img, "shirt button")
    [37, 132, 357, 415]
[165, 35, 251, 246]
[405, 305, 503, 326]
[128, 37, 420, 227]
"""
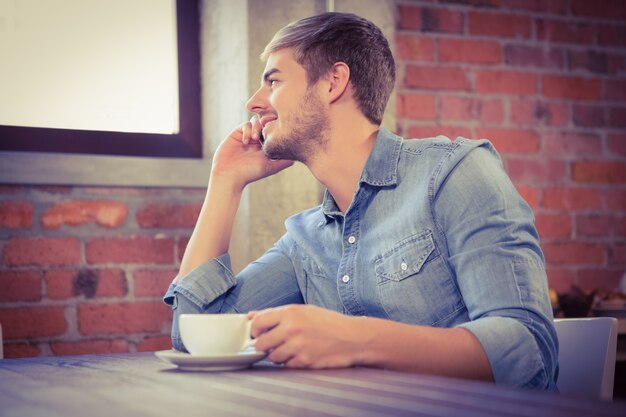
[348, 236, 356, 244]
[342, 275, 350, 283]
[400, 262, 408, 271]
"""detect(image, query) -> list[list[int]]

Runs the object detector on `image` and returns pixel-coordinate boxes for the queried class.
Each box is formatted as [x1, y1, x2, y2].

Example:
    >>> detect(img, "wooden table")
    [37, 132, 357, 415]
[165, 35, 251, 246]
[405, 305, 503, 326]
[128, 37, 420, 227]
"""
[0, 353, 624, 417]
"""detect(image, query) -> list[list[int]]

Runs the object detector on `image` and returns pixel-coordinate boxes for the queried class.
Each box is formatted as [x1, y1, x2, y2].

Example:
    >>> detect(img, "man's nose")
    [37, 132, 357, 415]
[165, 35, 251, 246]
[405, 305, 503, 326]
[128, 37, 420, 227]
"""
[246, 87, 268, 114]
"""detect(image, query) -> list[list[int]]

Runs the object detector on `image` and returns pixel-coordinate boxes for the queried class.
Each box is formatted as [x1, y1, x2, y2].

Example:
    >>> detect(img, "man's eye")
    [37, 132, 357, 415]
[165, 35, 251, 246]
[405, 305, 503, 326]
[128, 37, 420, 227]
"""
[269, 79, 278, 87]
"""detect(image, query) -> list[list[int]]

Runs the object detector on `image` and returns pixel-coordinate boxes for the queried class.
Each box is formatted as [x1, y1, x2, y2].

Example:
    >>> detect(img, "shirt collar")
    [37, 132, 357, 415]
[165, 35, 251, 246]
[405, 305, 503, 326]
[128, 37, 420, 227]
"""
[320, 128, 403, 222]
[359, 128, 403, 187]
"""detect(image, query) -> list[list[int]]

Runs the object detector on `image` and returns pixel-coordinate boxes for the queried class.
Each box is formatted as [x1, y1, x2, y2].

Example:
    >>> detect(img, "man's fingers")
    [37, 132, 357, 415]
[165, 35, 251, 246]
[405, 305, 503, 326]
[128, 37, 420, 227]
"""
[250, 116, 262, 142]
[241, 121, 251, 144]
[250, 307, 284, 338]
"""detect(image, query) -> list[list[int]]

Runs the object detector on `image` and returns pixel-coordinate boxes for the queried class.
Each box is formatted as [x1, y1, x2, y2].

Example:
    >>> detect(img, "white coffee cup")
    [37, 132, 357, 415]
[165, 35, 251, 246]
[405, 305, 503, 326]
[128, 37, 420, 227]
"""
[179, 313, 255, 356]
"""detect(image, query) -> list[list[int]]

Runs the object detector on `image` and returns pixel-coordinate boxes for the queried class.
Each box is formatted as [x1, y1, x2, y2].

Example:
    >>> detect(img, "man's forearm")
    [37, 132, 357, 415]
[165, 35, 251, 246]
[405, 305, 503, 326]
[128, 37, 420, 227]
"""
[355, 316, 494, 381]
[175, 175, 243, 283]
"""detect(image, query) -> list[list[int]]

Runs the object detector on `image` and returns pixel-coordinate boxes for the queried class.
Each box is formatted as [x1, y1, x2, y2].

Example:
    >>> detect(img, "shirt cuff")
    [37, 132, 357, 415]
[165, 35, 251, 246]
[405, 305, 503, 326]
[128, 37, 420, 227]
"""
[162, 253, 237, 310]
[457, 316, 546, 388]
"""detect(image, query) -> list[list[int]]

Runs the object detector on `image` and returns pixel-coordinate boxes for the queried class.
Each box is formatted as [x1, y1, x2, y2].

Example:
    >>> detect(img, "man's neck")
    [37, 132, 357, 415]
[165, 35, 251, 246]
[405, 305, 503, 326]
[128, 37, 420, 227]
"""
[306, 118, 380, 213]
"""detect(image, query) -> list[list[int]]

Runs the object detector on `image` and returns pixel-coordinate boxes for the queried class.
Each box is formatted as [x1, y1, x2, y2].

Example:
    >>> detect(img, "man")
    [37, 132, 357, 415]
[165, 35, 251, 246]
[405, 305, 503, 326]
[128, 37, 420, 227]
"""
[164, 12, 558, 389]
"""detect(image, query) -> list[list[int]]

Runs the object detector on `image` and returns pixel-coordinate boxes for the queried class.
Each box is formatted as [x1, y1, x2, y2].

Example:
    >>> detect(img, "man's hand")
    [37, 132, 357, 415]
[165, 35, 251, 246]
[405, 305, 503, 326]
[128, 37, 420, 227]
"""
[249, 305, 367, 369]
[211, 117, 293, 191]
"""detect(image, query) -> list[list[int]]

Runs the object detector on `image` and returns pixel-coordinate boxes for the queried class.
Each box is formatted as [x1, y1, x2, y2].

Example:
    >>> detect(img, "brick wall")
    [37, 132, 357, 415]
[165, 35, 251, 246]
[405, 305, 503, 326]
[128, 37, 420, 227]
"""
[1, 0, 625, 359]
[395, 0, 626, 292]
[0, 186, 204, 358]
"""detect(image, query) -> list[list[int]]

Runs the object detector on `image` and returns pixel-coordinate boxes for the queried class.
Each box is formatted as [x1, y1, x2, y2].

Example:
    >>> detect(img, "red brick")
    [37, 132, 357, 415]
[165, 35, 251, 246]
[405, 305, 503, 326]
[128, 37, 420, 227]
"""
[421, 8, 464, 33]
[510, 100, 535, 125]
[59, 269, 128, 299]
[0, 271, 41, 302]
[3, 237, 81, 267]
[538, 102, 569, 127]
[543, 242, 605, 265]
[609, 243, 626, 266]
[0, 307, 67, 339]
[609, 107, 626, 128]
[504, 45, 563, 69]
[134, 269, 178, 297]
[407, 125, 473, 140]
[618, 216, 626, 236]
[439, 39, 501, 64]
[542, 75, 601, 100]
[578, 269, 623, 292]
[605, 80, 626, 101]
[136, 204, 201, 229]
[608, 134, 626, 156]
[78, 302, 170, 335]
[35, 186, 72, 194]
[0, 202, 33, 228]
[42, 200, 127, 229]
[137, 335, 172, 352]
[395, 34, 435, 61]
[504, 0, 568, 13]
[515, 185, 541, 209]
[537, 19, 594, 44]
[397, 94, 437, 120]
[475, 70, 536, 95]
[398, 4, 421, 30]
[45, 270, 75, 300]
[86, 236, 174, 264]
[3, 343, 41, 359]
[50, 339, 129, 356]
[0, 186, 25, 194]
[571, 0, 626, 20]
[573, 104, 607, 127]
[83, 187, 167, 196]
[440, 96, 479, 121]
[606, 189, 626, 211]
[442, 0, 500, 6]
[96, 270, 128, 297]
[542, 187, 602, 210]
[572, 161, 626, 183]
[469, 12, 531, 38]
[177, 236, 190, 262]
[404, 66, 470, 91]
[546, 268, 576, 293]
[535, 214, 572, 239]
[505, 159, 567, 182]
[576, 214, 612, 238]
[568, 50, 611, 74]
[480, 99, 504, 125]
[475, 128, 540, 154]
[543, 132, 602, 157]
[607, 53, 626, 74]
[598, 24, 626, 47]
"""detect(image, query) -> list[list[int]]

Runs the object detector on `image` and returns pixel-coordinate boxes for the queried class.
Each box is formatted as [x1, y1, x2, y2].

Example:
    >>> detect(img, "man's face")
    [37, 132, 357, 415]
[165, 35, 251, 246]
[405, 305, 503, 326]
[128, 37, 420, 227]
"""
[246, 48, 329, 162]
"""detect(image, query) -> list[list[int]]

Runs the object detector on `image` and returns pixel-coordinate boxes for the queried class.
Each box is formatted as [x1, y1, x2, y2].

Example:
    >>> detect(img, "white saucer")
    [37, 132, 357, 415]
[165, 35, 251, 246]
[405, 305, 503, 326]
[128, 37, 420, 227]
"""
[155, 348, 267, 371]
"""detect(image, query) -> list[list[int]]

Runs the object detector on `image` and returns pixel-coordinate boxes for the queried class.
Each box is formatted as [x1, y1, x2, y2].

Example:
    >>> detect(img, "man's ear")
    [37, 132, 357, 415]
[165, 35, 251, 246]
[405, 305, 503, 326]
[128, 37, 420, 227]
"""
[326, 62, 350, 103]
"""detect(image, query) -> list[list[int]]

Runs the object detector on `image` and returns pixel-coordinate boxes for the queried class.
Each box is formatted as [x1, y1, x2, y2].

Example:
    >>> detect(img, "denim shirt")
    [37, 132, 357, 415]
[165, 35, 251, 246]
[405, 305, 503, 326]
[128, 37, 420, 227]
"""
[164, 128, 558, 390]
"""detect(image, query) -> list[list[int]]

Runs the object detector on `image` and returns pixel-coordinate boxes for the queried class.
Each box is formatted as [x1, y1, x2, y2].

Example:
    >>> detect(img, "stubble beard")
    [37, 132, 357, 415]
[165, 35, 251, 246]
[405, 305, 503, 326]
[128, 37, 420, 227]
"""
[262, 88, 329, 164]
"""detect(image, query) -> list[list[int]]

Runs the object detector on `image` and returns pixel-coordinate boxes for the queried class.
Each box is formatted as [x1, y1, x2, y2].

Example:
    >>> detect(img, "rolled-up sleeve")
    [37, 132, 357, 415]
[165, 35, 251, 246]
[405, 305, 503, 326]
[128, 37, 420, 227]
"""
[434, 144, 558, 389]
[163, 235, 305, 352]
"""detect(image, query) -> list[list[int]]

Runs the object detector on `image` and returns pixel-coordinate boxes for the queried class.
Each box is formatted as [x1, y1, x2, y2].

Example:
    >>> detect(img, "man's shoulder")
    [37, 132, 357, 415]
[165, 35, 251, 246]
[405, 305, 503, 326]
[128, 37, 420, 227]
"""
[284, 205, 325, 235]
[400, 134, 493, 156]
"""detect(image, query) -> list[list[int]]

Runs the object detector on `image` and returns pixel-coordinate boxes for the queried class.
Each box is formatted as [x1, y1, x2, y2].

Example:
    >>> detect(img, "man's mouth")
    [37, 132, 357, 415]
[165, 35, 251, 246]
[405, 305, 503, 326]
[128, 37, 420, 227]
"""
[259, 115, 278, 133]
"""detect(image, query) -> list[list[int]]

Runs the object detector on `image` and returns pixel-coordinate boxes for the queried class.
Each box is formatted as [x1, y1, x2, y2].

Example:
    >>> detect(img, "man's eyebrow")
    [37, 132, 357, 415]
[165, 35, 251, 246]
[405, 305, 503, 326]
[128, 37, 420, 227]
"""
[263, 68, 280, 82]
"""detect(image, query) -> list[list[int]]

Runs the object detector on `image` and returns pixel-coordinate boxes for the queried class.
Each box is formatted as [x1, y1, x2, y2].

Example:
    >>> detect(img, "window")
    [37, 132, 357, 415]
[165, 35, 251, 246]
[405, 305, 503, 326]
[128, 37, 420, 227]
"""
[0, 0, 201, 158]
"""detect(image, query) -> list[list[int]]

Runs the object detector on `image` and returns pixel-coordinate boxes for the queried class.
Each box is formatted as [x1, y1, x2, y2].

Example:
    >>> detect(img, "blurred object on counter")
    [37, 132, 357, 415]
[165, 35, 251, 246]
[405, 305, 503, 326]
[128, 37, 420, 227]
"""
[592, 282, 626, 318]
[558, 286, 596, 318]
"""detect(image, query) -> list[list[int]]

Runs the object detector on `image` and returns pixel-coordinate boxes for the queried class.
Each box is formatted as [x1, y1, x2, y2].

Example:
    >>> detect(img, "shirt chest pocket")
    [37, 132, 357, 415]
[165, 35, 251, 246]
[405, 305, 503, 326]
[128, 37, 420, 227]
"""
[374, 231, 436, 282]
[374, 230, 464, 326]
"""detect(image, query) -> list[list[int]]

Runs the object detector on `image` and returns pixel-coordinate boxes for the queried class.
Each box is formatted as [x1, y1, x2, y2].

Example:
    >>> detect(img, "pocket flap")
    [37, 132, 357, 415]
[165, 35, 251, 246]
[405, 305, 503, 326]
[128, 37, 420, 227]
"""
[375, 231, 436, 282]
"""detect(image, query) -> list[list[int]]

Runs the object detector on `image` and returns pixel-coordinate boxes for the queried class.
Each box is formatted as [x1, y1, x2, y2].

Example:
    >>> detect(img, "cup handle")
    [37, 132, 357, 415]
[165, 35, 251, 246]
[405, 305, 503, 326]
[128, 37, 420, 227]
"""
[242, 320, 257, 351]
